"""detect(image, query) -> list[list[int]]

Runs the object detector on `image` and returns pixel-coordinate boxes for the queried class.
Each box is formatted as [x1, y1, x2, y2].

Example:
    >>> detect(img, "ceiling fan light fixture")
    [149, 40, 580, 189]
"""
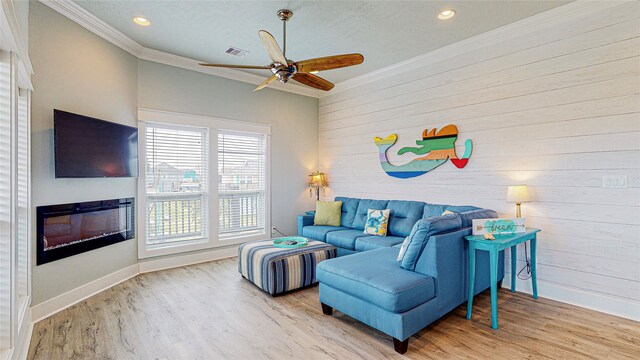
[133, 16, 151, 26]
[438, 9, 456, 20]
[199, 9, 364, 92]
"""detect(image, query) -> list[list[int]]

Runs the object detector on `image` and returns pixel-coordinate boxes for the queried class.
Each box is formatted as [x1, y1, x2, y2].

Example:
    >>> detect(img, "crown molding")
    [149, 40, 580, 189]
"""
[1, 0, 33, 89]
[40, 0, 626, 100]
[322, 0, 633, 97]
[39, 0, 320, 98]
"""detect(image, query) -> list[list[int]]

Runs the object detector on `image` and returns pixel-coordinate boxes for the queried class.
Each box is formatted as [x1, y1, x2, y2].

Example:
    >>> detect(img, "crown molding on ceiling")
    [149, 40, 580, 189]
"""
[39, 0, 320, 98]
[323, 0, 629, 97]
[2, 0, 34, 89]
[40, 0, 624, 100]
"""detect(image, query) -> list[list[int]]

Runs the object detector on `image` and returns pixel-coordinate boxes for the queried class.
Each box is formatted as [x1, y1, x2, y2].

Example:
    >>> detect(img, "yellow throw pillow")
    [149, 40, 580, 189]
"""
[314, 201, 343, 226]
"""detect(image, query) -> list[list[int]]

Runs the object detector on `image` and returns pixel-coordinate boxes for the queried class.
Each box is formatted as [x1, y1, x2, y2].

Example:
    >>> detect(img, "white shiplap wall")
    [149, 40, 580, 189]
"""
[318, 1, 640, 319]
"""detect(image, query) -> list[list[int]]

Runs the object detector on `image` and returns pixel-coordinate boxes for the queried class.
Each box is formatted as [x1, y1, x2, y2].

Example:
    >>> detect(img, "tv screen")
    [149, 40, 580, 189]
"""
[54, 110, 138, 178]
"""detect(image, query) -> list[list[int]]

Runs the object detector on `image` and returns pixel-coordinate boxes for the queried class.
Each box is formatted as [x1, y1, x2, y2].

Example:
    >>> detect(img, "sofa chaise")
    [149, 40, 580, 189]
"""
[297, 197, 503, 354]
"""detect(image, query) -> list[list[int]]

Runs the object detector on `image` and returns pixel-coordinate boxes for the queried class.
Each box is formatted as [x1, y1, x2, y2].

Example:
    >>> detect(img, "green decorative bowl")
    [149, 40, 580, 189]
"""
[273, 236, 308, 248]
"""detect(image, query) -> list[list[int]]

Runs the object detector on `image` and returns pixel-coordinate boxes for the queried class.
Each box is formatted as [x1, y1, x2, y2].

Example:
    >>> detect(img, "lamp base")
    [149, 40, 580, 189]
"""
[515, 203, 522, 218]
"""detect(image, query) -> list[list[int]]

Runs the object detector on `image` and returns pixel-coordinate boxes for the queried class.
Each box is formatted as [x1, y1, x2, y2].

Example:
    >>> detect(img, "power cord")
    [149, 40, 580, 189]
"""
[517, 242, 532, 280]
[272, 227, 286, 237]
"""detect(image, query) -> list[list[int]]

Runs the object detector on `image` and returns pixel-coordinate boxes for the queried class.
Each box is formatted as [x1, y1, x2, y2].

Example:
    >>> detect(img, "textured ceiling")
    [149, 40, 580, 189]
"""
[74, 0, 571, 83]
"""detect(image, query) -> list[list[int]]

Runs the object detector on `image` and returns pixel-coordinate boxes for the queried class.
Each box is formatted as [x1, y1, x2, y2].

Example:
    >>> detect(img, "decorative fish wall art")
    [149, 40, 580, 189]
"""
[374, 125, 472, 179]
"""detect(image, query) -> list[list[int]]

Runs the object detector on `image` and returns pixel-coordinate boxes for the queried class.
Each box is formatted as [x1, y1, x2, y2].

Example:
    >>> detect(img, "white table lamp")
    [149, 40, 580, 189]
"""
[507, 185, 530, 218]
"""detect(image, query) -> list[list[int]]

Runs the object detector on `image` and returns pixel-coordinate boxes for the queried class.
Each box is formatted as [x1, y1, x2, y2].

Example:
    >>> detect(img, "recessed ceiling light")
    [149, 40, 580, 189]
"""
[309, 70, 319, 74]
[438, 9, 456, 20]
[133, 17, 151, 26]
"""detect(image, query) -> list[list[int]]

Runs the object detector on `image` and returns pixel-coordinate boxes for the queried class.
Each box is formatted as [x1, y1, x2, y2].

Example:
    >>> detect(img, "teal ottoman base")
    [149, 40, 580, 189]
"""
[238, 239, 337, 295]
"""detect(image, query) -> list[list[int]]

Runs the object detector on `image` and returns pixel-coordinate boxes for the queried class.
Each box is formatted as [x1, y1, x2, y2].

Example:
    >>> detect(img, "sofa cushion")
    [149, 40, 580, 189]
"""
[422, 204, 481, 219]
[335, 197, 360, 228]
[317, 247, 436, 313]
[355, 235, 406, 252]
[325, 229, 369, 250]
[422, 204, 448, 218]
[302, 225, 348, 241]
[459, 209, 498, 227]
[314, 201, 342, 226]
[401, 214, 462, 271]
[387, 200, 425, 237]
[446, 205, 481, 213]
[352, 199, 389, 230]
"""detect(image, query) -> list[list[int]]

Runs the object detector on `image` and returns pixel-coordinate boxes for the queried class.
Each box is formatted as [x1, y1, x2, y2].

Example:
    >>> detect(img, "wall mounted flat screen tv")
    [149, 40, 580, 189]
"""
[54, 110, 139, 178]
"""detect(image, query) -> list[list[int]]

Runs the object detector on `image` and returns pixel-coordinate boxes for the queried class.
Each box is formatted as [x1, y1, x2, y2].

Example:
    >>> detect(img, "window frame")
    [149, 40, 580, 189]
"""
[217, 129, 268, 240]
[137, 108, 271, 259]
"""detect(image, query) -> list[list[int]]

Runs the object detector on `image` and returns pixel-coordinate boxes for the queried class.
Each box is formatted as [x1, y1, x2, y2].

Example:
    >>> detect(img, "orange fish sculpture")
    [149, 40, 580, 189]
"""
[374, 125, 472, 178]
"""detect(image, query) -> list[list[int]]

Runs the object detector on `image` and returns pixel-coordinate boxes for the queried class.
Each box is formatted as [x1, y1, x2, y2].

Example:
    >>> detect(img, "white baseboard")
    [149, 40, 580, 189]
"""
[503, 276, 640, 321]
[30, 245, 240, 324]
[30, 264, 139, 323]
[138, 245, 238, 273]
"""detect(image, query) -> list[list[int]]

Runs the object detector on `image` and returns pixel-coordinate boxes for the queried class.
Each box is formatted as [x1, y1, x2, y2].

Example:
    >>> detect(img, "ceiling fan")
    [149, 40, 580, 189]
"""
[199, 9, 364, 92]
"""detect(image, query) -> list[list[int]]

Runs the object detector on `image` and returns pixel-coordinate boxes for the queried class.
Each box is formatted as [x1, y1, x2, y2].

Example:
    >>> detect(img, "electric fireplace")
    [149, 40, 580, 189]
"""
[36, 198, 134, 265]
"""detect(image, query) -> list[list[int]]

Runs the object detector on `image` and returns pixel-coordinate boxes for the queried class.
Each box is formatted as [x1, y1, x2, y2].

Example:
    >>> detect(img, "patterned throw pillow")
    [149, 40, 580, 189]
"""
[397, 236, 410, 261]
[364, 209, 390, 236]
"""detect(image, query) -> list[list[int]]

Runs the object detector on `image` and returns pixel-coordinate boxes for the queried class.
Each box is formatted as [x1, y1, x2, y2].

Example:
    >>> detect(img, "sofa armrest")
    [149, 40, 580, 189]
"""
[414, 227, 504, 317]
[297, 215, 314, 236]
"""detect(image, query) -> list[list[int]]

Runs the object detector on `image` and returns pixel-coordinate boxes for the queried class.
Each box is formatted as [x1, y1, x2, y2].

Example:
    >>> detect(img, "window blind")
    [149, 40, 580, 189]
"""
[0, 50, 13, 349]
[145, 123, 208, 246]
[218, 130, 266, 238]
[15, 91, 28, 299]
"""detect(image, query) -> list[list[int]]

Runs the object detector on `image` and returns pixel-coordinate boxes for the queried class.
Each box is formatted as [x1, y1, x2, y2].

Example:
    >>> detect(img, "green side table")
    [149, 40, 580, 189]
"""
[465, 228, 540, 330]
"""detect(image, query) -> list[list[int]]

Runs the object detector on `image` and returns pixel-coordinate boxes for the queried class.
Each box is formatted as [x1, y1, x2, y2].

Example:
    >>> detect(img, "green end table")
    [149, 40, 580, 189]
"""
[465, 228, 540, 329]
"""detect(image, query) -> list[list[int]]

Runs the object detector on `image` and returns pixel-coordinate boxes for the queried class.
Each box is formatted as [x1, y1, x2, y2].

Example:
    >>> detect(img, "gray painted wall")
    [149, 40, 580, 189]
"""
[30, 2, 318, 305]
[30, 2, 139, 306]
[137, 60, 319, 238]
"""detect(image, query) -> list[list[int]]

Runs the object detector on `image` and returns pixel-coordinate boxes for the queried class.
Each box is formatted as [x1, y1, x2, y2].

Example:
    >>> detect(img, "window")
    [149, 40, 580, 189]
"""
[0, 50, 31, 354]
[144, 123, 208, 248]
[218, 130, 266, 239]
[137, 109, 271, 258]
[0, 49, 14, 352]
[15, 90, 29, 305]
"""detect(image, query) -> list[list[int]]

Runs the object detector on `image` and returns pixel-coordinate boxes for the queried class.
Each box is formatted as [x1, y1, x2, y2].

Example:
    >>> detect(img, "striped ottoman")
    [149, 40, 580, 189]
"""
[238, 239, 337, 295]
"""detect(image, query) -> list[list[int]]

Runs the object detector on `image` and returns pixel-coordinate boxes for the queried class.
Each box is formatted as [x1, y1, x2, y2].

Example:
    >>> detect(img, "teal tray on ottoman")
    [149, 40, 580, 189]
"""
[238, 238, 337, 296]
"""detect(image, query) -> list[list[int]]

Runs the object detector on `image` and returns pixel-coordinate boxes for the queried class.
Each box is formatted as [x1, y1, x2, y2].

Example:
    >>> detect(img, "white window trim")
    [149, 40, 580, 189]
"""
[0, 23, 32, 359]
[137, 108, 271, 259]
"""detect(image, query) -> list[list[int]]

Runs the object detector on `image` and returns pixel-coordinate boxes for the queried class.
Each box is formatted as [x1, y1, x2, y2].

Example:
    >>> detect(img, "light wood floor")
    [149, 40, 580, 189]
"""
[28, 257, 639, 359]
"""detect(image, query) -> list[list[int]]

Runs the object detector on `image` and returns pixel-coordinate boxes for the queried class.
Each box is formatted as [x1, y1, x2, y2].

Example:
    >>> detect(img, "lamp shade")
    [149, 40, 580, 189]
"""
[506, 185, 530, 204]
[309, 171, 327, 187]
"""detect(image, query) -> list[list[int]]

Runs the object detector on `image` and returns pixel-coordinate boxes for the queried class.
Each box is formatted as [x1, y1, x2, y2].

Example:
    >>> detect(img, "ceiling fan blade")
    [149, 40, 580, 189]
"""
[294, 54, 364, 73]
[258, 30, 288, 65]
[199, 63, 271, 69]
[292, 72, 334, 91]
[254, 75, 277, 92]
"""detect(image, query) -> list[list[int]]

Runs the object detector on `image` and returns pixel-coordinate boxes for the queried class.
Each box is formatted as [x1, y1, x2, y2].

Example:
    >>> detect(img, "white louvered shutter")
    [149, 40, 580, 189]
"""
[0, 50, 13, 349]
[15, 91, 28, 300]
[218, 130, 266, 238]
[145, 123, 208, 246]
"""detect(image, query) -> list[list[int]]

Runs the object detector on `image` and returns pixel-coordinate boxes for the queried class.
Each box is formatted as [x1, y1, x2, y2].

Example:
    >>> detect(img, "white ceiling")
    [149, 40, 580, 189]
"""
[74, 0, 571, 84]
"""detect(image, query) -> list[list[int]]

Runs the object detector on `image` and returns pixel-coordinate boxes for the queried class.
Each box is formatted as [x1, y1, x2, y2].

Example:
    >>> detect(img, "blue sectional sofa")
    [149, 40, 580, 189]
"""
[297, 197, 503, 354]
